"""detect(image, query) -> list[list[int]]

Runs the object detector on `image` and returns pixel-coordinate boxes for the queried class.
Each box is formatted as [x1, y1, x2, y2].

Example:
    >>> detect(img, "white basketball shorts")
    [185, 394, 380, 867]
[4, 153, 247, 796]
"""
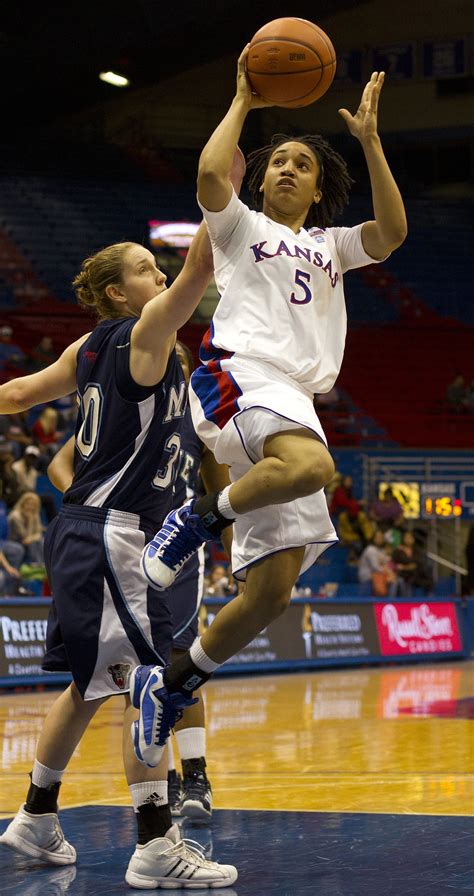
[189, 356, 338, 580]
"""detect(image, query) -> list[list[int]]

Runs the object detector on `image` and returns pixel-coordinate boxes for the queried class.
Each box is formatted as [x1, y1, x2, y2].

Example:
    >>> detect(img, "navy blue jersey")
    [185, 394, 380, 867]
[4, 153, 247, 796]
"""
[64, 318, 187, 531]
[174, 404, 204, 505]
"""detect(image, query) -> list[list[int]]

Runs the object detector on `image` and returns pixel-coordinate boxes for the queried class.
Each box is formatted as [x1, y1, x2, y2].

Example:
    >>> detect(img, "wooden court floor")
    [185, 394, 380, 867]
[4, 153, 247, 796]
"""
[1, 660, 473, 895]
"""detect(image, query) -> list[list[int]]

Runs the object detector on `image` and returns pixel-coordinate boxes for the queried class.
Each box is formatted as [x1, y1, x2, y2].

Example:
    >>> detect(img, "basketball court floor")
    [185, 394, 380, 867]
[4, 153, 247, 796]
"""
[1, 660, 473, 895]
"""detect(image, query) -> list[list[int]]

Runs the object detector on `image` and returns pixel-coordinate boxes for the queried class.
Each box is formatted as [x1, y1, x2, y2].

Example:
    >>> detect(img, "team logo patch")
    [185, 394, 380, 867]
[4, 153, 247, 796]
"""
[184, 674, 203, 691]
[107, 662, 131, 689]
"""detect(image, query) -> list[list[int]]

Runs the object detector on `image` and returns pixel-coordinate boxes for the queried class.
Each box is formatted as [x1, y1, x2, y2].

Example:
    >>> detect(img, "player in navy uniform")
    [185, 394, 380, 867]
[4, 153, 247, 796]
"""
[166, 341, 232, 822]
[0, 197, 242, 887]
[44, 340, 231, 824]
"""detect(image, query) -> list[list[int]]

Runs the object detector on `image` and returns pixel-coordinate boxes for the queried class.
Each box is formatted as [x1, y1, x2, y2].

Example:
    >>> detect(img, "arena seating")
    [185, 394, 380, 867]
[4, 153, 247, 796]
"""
[0, 170, 471, 447]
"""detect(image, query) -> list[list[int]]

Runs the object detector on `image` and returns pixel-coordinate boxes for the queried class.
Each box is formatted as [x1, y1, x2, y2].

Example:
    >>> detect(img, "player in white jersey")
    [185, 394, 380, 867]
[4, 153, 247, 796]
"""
[135, 46, 407, 766]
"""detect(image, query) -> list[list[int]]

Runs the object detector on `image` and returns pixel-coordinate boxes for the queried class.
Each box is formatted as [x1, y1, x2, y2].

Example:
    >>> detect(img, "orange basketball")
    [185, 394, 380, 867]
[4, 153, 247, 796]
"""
[247, 17, 336, 108]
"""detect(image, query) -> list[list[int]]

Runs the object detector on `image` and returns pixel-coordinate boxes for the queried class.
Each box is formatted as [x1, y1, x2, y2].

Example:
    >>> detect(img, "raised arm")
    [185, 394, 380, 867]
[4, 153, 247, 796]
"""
[0, 336, 87, 414]
[198, 45, 272, 212]
[339, 72, 407, 259]
[130, 147, 247, 386]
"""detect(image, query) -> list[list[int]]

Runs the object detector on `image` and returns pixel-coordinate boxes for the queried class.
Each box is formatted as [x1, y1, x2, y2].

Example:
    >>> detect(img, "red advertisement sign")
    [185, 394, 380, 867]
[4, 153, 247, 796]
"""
[375, 602, 462, 656]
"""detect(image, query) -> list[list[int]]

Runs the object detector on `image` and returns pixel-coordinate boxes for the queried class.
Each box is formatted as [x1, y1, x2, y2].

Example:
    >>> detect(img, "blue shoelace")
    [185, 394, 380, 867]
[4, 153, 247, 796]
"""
[149, 511, 210, 571]
[154, 689, 197, 746]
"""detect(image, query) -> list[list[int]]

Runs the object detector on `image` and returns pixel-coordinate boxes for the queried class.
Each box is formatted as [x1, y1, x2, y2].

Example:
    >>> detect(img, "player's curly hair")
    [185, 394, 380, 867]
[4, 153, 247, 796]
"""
[246, 134, 353, 229]
[72, 242, 137, 320]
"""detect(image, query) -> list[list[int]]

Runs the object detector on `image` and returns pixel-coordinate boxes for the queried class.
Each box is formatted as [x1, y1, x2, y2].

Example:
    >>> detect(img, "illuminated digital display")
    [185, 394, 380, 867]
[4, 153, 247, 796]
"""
[378, 482, 420, 519]
[377, 482, 465, 519]
[422, 496, 463, 518]
[148, 220, 199, 248]
[420, 483, 463, 519]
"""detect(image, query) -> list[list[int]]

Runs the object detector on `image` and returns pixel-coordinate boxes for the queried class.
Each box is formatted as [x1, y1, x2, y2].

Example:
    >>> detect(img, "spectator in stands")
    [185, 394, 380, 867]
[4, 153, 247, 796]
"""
[0, 411, 33, 458]
[28, 335, 57, 373]
[370, 485, 404, 531]
[11, 445, 41, 493]
[0, 548, 22, 595]
[12, 444, 57, 523]
[337, 500, 375, 559]
[330, 474, 363, 517]
[31, 406, 64, 461]
[0, 325, 26, 380]
[445, 373, 468, 413]
[205, 563, 236, 597]
[357, 529, 398, 597]
[0, 487, 32, 595]
[51, 392, 79, 431]
[0, 445, 22, 508]
[392, 530, 433, 596]
[8, 491, 45, 567]
[383, 521, 403, 549]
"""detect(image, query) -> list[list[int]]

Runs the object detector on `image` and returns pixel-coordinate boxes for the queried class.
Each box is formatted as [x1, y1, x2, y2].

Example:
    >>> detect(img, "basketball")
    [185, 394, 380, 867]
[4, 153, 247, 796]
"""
[247, 17, 336, 108]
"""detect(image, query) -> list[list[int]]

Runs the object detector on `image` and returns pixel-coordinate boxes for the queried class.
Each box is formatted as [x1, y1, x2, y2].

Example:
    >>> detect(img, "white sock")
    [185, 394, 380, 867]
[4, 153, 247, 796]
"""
[175, 727, 206, 761]
[167, 738, 176, 772]
[217, 486, 236, 519]
[32, 759, 65, 788]
[129, 780, 168, 812]
[190, 637, 221, 673]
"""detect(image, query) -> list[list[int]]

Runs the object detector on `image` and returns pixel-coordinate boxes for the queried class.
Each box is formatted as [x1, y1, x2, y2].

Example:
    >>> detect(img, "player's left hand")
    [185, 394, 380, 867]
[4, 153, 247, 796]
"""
[338, 72, 384, 142]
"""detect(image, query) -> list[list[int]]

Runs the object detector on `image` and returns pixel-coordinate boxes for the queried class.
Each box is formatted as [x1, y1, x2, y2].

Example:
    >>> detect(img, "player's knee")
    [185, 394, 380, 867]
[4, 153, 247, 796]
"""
[288, 451, 335, 496]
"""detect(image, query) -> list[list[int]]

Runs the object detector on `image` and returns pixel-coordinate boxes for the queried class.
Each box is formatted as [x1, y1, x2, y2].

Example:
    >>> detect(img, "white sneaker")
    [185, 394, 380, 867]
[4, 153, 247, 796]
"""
[125, 823, 237, 889]
[0, 805, 76, 865]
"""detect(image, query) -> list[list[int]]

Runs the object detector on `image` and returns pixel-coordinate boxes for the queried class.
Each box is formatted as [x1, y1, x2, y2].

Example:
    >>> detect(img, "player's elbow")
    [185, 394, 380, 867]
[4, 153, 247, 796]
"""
[392, 220, 408, 249]
[198, 161, 229, 204]
[0, 379, 29, 413]
[389, 214, 408, 250]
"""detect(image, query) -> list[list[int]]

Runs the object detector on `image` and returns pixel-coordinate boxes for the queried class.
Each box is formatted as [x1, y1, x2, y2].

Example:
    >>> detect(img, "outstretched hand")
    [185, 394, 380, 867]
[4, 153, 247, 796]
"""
[236, 44, 275, 110]
[338, 72, 384, 142]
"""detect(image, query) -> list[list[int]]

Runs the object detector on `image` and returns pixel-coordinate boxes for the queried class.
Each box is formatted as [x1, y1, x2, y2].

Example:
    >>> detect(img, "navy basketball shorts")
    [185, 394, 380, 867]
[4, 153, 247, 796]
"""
[42, 504, 173, 700]
[168, 546, 205, 652]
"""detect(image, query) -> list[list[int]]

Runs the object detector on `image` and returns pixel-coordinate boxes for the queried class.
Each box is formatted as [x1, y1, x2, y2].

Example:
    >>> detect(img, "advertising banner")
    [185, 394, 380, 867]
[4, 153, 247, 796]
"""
[0, 604, 51, 679]
[374, 602, 462, 657]
[202, 601, 380, 665]
[0, 598, 466, 687]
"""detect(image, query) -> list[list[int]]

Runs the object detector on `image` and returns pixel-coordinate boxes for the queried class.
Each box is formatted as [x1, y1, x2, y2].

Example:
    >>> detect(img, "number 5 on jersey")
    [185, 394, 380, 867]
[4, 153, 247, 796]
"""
[290, 269, 313, 305]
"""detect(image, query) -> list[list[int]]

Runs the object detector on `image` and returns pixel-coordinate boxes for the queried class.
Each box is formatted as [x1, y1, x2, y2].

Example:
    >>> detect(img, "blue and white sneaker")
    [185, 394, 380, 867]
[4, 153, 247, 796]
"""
[130, 665, 197, 768]
[141, 500, 217, 590]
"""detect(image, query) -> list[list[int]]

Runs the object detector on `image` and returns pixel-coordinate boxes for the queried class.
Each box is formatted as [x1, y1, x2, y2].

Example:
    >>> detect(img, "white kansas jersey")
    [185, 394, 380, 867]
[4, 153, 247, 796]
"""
[199, 189, 385, 394]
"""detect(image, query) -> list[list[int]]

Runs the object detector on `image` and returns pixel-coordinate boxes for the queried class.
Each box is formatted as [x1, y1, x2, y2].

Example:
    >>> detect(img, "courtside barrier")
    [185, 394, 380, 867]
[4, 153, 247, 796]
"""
[0, 596, 468, 689]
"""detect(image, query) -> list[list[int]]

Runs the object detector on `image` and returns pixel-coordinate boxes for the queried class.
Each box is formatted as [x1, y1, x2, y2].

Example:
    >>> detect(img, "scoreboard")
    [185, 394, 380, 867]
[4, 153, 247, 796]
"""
[420, 483, 463, 519]
[378, 481, 471, 519]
